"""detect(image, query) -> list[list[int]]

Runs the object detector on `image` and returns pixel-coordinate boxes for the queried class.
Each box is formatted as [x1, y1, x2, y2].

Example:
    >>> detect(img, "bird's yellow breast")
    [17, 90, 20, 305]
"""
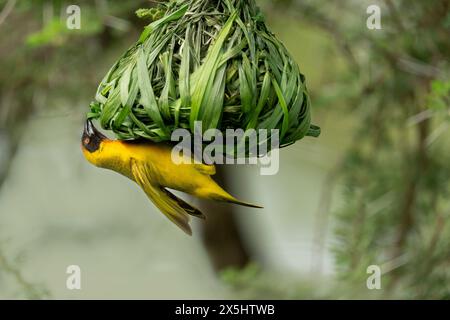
[82, 140, 136, 179]
[82, 139, 211, 192]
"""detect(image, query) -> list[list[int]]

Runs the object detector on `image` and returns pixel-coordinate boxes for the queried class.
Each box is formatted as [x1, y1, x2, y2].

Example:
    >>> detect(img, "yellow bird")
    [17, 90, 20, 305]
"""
[81, 120, 261, 235]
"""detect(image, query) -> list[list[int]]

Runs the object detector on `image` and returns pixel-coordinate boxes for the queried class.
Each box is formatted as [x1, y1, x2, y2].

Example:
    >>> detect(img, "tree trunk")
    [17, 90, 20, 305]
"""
[200, 166, 251, 272]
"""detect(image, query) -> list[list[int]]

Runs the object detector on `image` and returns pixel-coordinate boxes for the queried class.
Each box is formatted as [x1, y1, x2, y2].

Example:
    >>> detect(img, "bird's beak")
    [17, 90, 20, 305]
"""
[83, 119, 106, 139]
[84, 119, 95, 137]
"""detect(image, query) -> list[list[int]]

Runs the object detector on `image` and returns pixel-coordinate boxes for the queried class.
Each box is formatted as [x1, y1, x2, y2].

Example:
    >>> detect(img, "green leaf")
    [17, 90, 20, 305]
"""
[179, 26, 191, 112]
[119, 63, 133, 107]
[190, 10, 238, 131]
[199, 63, 227, 130]
[239, 56, 252, 114]
[138, 4, 189, 43]
[271, 78, 290, 138]
[136, 46, 167, 137]
[100, 85, 121, 128]
[160, 50, 176, 120]
[246, 71, 271, 129]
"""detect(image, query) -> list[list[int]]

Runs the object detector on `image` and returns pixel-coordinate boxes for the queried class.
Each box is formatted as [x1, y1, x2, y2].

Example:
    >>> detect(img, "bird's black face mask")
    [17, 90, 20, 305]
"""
[82, 120, 107, 153]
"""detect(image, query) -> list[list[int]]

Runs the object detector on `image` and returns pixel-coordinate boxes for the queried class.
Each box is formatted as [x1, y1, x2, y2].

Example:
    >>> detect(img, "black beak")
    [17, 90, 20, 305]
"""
[83, 119, 106, 139]
[84, 119, 95, 137]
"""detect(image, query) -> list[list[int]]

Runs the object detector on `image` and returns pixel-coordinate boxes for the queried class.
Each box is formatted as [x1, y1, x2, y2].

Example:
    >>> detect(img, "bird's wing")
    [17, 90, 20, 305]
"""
[192, 163, 216, 176]
[188, 147, 216, 176]
[162, 188, 206, 220]
[130, 158, 204, 235]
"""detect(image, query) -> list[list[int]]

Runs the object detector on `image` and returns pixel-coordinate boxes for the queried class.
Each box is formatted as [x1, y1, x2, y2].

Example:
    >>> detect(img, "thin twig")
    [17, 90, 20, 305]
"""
[0, 248, 50, 299]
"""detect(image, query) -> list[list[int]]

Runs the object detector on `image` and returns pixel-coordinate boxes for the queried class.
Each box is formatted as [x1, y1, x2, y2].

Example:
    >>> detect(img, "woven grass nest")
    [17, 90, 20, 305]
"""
[88, 0, 320, 151]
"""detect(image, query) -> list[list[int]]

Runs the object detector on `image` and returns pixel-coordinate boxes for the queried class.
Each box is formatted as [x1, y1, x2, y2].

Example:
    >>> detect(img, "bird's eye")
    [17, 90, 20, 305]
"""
[84, 137, 90, 145]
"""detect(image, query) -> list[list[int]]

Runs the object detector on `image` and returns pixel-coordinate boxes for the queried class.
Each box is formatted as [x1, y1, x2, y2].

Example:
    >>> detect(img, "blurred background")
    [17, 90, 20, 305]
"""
[0, 0, 449, 299]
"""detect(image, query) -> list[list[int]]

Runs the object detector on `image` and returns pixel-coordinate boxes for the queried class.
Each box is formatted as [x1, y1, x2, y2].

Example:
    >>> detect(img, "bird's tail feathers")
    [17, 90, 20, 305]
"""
[208, 187, 263, 209]
[222, 196, 263, 209]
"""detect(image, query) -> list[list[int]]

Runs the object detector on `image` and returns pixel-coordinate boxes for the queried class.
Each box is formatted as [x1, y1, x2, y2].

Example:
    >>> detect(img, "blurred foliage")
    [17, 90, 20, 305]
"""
[0, 0, 150, 297]
[0, 0, 149, 118]
[220, 263, 329, 299]
[272, 0, 450, 298]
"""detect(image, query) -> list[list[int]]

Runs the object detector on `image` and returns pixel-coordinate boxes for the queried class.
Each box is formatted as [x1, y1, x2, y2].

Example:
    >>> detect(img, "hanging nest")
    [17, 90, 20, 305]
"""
[88, 0, 320, 151]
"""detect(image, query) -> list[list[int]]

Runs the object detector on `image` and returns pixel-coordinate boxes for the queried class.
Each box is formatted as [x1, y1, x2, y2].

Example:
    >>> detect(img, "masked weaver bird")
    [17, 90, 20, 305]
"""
[81, 120, 261, 235]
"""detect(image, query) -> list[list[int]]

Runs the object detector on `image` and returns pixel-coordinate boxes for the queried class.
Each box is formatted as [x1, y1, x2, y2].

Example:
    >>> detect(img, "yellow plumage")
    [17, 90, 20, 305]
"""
[81, 121, 261, 235]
